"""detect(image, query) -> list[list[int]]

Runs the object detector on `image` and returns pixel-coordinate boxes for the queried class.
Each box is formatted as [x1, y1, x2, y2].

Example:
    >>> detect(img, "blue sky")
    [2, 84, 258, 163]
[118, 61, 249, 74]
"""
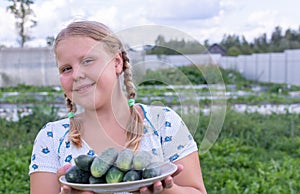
[0, 0, 299, 47]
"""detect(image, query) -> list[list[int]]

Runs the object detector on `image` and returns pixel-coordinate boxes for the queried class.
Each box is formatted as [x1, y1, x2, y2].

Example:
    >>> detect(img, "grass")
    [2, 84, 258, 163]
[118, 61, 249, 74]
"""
[0, 66, 299, 193]
[0, 104, 299, 193]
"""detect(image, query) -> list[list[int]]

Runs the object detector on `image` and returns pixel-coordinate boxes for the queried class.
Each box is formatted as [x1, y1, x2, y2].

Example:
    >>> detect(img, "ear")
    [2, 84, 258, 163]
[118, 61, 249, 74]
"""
[114, 52, 123, 74]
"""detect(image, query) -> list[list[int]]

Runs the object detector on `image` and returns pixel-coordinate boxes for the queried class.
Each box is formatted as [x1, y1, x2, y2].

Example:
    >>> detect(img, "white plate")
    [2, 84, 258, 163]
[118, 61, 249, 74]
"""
[59, 162, 177, 193]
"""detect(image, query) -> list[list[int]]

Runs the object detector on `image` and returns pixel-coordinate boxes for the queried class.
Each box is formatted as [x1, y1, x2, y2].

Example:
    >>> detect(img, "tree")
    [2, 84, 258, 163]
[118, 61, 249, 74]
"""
[271, 26, 282, 46]
[227, 46, 241, 56]
[155, 35, 166, 46]
[46, 36, 55, 47]
[6, 0, 37, 47]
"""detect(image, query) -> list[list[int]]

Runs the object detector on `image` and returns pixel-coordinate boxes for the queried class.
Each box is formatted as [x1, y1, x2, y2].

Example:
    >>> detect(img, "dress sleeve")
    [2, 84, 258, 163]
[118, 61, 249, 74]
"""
[29, 122, 60, 175]
[160, 107, 198, 162]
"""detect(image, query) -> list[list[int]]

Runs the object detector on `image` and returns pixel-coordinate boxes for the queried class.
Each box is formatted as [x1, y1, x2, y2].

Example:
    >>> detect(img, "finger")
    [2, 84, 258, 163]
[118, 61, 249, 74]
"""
[152, 181, 163, 194]
[140, 186, 151, 194]
[163, 176, 174, 189]
[61, 186, 94, 194]
[81, 191, 95, 194]
[57, 163, 72, 179]
[60, 185, 71, 194]
[172, 164, 183, 177]
[140, 181, 163, 194]
[131, 189, 142, 194]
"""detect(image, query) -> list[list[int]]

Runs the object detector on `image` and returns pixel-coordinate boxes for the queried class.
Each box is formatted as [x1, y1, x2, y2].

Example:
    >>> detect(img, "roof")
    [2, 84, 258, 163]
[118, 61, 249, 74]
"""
[206, 43, 227, 56]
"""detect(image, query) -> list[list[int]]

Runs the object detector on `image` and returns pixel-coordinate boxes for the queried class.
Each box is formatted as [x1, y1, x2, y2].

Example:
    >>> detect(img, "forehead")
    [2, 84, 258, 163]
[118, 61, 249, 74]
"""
[56, 36, 103, 52]
[55, 36, 106, 60]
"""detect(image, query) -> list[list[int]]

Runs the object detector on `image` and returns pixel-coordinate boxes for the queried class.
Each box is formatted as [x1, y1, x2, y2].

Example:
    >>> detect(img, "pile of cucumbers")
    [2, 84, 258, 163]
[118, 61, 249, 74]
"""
[65, 148, 162, 184]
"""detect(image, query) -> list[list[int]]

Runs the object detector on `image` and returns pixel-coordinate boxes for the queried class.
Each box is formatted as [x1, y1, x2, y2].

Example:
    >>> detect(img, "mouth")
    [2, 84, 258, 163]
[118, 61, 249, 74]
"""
[73, 83, 96, 93]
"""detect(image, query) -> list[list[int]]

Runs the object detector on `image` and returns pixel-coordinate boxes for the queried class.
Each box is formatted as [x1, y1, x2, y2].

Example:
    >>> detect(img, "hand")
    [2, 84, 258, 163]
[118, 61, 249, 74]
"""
[57, 164, 94, 194]
[134, 164, 183, 194]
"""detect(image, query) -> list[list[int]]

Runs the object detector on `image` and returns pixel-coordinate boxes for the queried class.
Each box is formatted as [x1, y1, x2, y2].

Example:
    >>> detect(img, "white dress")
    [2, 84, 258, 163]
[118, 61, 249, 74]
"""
[29, 104, 198, 193]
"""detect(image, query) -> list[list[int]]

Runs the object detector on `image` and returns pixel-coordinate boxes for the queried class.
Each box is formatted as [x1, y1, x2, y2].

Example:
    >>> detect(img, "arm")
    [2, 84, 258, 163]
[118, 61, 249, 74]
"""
[30, 165, 95, 194]
[170, 151, 206, 193]
[139, 151, 207, 194]
[30, 172, 61, 194]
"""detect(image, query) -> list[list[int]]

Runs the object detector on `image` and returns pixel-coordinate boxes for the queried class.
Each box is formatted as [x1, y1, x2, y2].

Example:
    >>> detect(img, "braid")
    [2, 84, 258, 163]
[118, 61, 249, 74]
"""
[122, 51, 144, 150]
[122, 51, 135, 99]
[65, 94, 82, 147]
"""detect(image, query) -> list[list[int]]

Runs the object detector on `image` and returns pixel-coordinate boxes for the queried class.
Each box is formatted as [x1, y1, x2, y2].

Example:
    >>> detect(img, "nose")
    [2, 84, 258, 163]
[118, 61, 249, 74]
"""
[72, 64, 86, 81]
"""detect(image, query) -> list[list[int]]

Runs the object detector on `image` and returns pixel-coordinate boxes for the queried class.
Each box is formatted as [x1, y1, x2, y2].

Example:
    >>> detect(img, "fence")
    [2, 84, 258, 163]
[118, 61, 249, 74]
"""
[218, 49, 300, 85]
[0, 47, 145, 87]
[1, 47, 300, 87]
[145, 49, 300, 86]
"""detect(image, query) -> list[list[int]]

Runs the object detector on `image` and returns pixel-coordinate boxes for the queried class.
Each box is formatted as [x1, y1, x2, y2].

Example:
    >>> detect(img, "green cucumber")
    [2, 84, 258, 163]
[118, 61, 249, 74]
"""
[90, 148, 118, 178]
[123, 170, 142, 182]
[105, 166, 124, 183]
[132, 150, 152, 170]
[74, 154, 95, 171]
[142, 162, 162, 179]
[115, 148, 134, 171]
[65, 165, 90, 184]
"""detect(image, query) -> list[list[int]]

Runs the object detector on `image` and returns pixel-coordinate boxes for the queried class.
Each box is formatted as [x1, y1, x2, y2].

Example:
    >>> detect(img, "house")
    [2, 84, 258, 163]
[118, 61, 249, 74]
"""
[206, 43, 227, 56]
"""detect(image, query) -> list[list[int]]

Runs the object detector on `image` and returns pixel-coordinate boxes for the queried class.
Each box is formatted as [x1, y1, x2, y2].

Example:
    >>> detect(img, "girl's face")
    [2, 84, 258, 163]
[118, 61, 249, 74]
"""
[55, 36, 123, 110]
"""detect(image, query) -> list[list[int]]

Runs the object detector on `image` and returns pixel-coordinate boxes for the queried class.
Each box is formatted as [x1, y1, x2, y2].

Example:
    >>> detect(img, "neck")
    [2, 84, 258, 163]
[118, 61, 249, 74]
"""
[80, 95, 129, 142]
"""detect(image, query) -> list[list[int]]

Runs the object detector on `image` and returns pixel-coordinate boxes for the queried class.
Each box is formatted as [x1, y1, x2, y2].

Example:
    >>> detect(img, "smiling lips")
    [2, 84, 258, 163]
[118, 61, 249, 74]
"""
[73, 83, 96, 93]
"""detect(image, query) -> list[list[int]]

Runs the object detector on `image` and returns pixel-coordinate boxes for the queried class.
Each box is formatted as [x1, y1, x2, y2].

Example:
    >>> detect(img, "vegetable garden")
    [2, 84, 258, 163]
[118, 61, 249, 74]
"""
[0, 66, 299, 193]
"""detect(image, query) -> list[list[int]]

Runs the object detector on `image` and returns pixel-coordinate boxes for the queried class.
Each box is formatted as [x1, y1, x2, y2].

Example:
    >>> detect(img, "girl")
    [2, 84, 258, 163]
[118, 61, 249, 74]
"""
[29, 21, 207, 194]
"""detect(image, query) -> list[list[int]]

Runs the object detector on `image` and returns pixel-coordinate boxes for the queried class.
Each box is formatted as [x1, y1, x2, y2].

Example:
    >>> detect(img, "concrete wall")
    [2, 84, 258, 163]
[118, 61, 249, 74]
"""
[0, 47, 145, 87]
[0, 47, 58, 86]
[1, 47, 300, 87]
[219, 49, 300, 85]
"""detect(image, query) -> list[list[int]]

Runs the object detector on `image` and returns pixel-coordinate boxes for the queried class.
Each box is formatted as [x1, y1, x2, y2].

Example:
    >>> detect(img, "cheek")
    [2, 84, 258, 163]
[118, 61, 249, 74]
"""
[60, 76, 73, 93]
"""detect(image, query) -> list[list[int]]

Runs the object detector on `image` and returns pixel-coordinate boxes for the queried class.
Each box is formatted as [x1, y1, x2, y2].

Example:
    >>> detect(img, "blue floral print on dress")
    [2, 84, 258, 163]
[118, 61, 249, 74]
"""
[164, 136, 172, 142]
[87, 150, 95, 156]
[32, 164, 38, 170]
[62, 123, 69, 128]
[65, 155, 72, 162]
[169, 154, 179, 162]
[165, 121, 171, 127]
[42, 147, 50, 154]
[65, 141, 71, 148]
[47, 131, 53, 137]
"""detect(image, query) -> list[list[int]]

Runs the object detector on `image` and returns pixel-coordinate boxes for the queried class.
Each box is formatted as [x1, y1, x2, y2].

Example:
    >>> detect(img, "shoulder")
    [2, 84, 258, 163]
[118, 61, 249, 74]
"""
[42, 118, 70, 132]
[138, 103, 176, 117]
[138, 104, 183, 130]
[34, 118, 70, 141]
[139, 104, 181, 122]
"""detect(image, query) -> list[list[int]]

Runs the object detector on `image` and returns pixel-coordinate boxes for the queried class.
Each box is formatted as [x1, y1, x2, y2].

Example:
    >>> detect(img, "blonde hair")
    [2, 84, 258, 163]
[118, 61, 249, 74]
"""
[55, 21, 144, 150]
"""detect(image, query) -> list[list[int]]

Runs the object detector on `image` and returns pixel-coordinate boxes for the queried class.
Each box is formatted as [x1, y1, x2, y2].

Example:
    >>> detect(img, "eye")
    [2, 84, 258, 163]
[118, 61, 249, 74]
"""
[81, 58, 94, 65]
[59, 65, 72, 74]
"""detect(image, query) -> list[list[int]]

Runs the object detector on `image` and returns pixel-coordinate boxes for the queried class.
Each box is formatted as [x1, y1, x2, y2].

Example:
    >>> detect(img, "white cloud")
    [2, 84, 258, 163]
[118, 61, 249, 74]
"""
[1, 0, 300, 47]
[147, 0, 221, 21]
[0, 5, 17, 44]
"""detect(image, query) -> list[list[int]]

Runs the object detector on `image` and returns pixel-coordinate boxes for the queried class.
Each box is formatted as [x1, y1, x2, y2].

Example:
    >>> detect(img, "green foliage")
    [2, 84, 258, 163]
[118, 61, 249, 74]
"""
[140, 64, 255, 86]
[227, 46, 242, 56]
[141, 64, 231, 86]
[145, 25, 300, 56]
[220, 26, 300, 56]
[0, 145, 32, 194]
[1, 107, 299, 193]
[0, 84, 61, 93]
[6, 0, 37, 47]
[0, 84, 63, 104]
[189, 109, 300, 193]
[0, 105, 60, 148]
[0, 104, 60, 193]
[201, 138, 300, 194]
[146, 35, 205, 55]
[1, 82, 300, 193]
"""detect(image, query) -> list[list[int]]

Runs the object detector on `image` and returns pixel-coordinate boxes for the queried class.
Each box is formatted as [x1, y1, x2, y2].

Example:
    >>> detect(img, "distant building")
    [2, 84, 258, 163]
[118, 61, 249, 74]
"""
[206, 43, 227, 56]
